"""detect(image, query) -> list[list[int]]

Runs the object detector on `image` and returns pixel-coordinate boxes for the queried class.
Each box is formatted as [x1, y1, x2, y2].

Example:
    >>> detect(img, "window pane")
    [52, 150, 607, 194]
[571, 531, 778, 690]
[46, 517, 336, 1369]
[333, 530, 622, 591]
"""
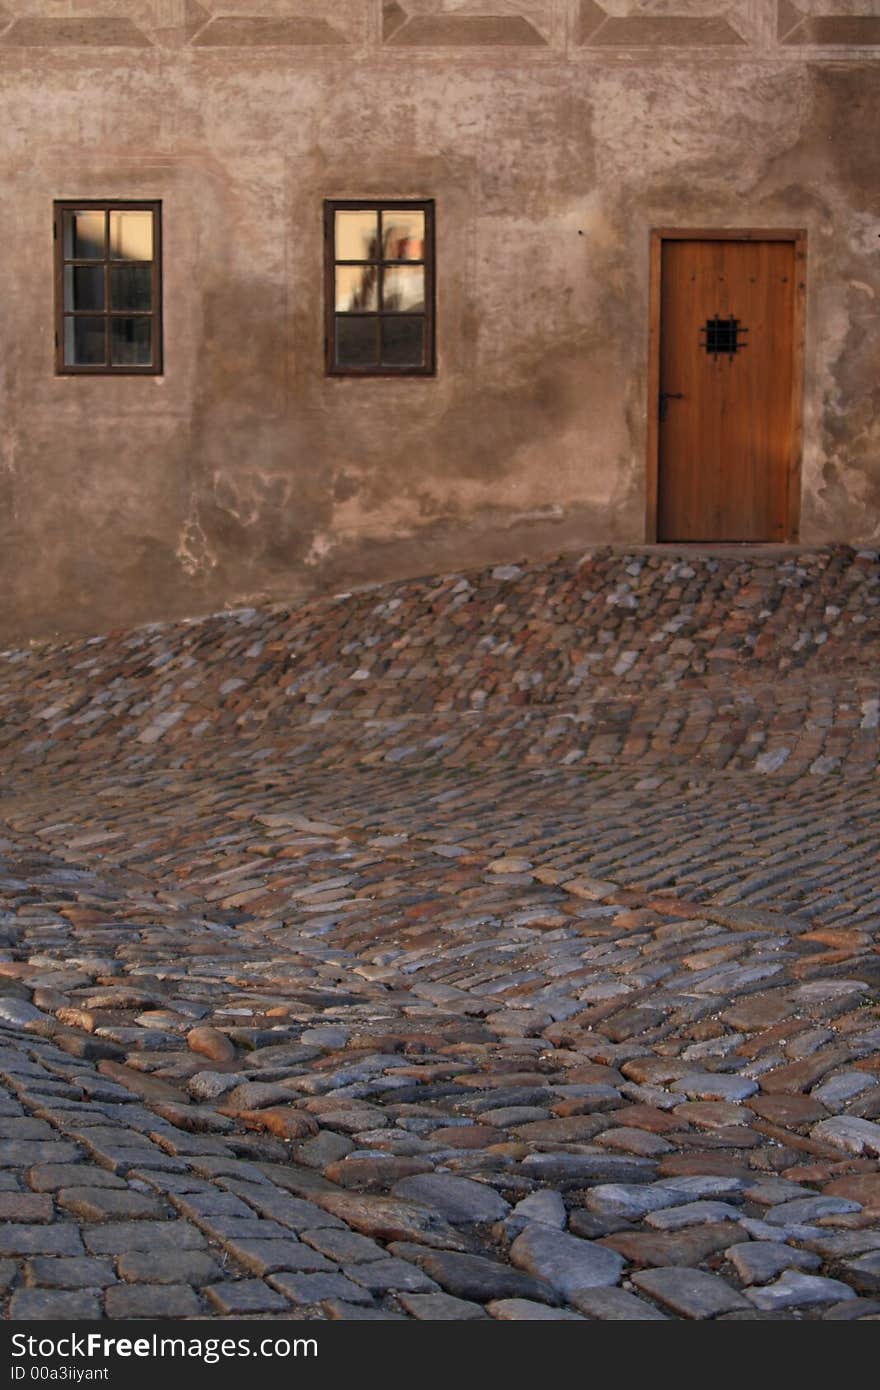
[109, 210, 153, 261]
[64, 317, 106, 366]
[110, 264, 152, 312]
[383, 265, 425, 312]
[335, 210, 378, 262]
[382, 210, 425, 261]
[64, 265, 104, 312]
[335, 265, 378, 313]
[335, 316, 378, 369]
[110, 317, 152, 366]
[381, 316, 425, 367]
[63, 210, 105, 260]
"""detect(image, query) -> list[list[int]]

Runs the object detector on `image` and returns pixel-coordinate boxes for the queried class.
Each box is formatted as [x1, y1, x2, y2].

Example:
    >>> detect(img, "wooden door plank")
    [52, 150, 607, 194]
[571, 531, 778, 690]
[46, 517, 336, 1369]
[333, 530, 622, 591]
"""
[787, 234, 808, 541]
[645, 231, 663, 542]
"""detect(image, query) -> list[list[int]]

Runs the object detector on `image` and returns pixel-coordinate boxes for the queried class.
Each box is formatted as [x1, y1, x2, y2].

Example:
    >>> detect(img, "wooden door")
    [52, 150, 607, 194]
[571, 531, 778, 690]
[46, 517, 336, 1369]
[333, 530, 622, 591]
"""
[656, 237, 801, 542]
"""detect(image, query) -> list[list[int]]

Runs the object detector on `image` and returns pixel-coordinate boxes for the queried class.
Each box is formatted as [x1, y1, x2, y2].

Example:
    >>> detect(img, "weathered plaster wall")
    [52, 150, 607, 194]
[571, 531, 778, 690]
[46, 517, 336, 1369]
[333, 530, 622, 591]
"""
[1, 1, 878, 640]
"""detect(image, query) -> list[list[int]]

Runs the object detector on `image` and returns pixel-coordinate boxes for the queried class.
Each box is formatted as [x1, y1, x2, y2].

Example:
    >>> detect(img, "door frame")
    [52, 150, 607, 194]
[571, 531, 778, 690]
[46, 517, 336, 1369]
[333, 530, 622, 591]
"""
[645, 227, 808, 543]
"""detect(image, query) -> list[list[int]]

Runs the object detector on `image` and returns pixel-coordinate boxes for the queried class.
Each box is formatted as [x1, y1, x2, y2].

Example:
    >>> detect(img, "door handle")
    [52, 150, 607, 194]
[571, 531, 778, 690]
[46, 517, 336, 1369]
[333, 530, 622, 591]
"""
[659, 391, 684, 422]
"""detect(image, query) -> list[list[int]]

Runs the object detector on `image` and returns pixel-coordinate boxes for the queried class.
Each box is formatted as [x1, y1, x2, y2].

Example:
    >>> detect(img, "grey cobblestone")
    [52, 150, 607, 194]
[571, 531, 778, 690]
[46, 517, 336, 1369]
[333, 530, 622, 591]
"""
[631, 1268, 751, 1319]
[104, 1283, 202, 1319]
[397, 1292, 488, 1319]
[57, 1187, 165, 1221]
[345, 1258, 439, 1294]
[25, 1257, 117, 1289]
[222, 1239, 336, 1278]
[115, 1251, 222, 1284]
[570, 1287, 669, 1320]
[267, 1271, 373, 1306]
[299, 1228, 385, 1264]
[0, 1193, 53, 1223]
[83, 1222, 207, 1256]
[0, 1226, 84, 1258]
[9, 1289, 102, 1319]
[204, 1280, 291, 1315]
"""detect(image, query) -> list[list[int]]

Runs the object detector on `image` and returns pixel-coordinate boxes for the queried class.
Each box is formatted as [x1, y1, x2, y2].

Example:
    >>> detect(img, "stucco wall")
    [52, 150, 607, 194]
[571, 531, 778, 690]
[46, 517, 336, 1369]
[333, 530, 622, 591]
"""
[1, 0, 879, 640]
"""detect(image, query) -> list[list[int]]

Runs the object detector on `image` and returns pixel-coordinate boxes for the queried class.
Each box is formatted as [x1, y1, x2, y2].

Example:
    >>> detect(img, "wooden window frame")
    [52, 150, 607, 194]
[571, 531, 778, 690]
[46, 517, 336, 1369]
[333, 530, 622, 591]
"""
[324, 199, 435, 377]
[645, 227, 807, 544]
[54, 199, 163, 375]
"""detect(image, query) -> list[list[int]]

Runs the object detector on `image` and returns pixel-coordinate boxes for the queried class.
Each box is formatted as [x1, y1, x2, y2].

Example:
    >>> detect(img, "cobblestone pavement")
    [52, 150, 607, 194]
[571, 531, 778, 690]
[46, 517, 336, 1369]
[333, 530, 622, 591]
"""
[0, 547, 878, 1321]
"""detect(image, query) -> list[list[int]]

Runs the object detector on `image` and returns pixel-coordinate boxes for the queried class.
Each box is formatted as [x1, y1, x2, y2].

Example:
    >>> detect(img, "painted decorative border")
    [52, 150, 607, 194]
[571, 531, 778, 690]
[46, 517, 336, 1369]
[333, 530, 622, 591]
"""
[382, 3, 547, 47]
[0, 3, 878, 52]
[578, 1, 746, 48]
[778, 1, 880, 46]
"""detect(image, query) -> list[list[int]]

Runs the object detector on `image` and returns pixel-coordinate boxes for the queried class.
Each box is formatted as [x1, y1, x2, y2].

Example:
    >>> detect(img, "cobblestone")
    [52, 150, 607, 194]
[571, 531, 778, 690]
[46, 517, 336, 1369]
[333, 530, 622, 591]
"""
[509, 1226, 624, 1294]
[8, 1289, 101, 1319]
[631, 1267, 751, 1318]
[204, 1280, 290, 1315]
[570, 1286, 669, 1320]
[104, 1283, 202, 1319]
[0, 1226, 84, 1258]
[267, 1271, 373, 1306]
[57, 1188, 164, 1221]
[0, 546, 878, 1320]
[744, 1271, 857, 1311]
[115, 1251, 222, 1284]
[725, 1242, 821, 1285]
[391, 1174, 509, 1225]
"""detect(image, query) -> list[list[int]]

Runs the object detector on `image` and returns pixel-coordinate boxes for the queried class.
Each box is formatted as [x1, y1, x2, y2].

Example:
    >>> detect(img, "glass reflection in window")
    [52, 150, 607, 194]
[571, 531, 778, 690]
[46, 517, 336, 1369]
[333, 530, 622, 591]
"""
[109, 211, 153, 261]
[335, 211, 379, 262]
[335, 264, 378, 313]
[64, 210, 105, 261]
[383, 265, 424, 312]
[381, 210, 424, 261]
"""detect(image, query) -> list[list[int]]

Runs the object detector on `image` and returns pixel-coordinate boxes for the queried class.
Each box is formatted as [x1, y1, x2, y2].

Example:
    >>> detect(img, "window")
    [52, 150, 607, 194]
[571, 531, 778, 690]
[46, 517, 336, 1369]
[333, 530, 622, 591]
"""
[325, 200, 434, 375]
[54, 201, 162, 374]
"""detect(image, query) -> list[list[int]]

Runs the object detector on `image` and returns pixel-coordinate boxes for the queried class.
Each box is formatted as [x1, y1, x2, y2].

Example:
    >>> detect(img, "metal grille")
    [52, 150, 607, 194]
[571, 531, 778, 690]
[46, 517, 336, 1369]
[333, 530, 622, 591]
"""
[701, 315, 747, 359]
